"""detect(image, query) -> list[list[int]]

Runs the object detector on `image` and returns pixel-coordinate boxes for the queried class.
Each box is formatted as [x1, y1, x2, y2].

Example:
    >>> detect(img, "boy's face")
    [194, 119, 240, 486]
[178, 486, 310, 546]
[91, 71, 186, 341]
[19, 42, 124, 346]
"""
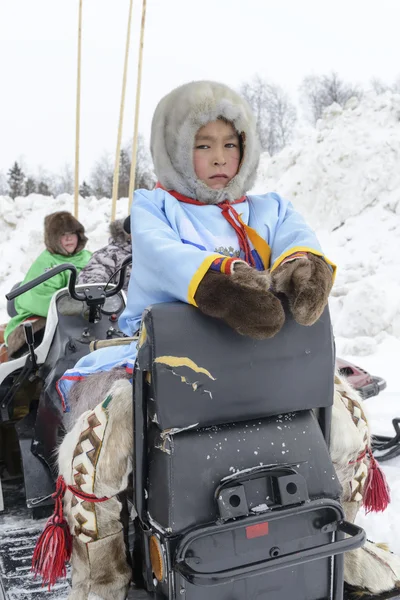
[60, 232, 78, 254]
[193, 120, 241, 190]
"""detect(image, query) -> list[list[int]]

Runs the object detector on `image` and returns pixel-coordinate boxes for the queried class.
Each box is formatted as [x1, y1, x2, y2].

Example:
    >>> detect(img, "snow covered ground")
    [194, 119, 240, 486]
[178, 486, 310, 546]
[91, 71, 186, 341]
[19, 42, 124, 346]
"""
[1, 91, 400, 559]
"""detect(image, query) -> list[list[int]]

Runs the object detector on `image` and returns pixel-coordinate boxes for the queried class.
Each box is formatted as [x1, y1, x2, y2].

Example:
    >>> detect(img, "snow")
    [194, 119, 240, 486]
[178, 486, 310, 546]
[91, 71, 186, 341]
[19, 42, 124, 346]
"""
[252, 91, 400, 552]
[1, 91, 400, 572]
[251, 503, 269, 513]
[253, 93, 400, 232]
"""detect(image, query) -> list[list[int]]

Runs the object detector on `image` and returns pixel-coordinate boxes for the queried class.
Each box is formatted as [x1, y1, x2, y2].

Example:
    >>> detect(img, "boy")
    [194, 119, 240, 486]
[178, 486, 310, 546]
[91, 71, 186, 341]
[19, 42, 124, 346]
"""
[43, 82, 399, 599]
[4, 211, 91, 358]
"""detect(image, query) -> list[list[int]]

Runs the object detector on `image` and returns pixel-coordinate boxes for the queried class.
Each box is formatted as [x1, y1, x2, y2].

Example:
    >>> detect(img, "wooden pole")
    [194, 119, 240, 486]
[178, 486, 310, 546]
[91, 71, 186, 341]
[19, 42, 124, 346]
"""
[128, 0, 147, 210]
[111, 0, 134, 223]
[74, 0, 83, 219]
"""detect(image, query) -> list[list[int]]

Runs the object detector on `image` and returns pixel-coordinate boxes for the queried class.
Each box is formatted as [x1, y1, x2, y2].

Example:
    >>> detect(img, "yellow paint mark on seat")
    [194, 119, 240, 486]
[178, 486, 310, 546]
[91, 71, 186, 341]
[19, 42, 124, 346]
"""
[154, 356, 216, 381]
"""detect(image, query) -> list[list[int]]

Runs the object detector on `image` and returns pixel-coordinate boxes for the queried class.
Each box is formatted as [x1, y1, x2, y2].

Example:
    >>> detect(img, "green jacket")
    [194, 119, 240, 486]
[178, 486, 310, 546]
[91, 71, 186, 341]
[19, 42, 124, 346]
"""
[4, 248, 91, 344]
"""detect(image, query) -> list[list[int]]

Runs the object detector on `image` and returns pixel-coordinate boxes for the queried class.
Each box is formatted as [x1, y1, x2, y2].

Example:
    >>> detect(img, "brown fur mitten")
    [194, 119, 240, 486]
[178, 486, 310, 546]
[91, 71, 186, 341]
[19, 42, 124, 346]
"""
[272, 253, 333, 326]
[230, 261, 272, 291]
[195, 266, 285, 340]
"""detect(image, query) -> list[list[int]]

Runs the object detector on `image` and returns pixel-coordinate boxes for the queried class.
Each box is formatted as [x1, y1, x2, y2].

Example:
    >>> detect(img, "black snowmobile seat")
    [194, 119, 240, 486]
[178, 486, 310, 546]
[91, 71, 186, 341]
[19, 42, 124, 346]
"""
[132, 302, 364, 600]
[137, 302, 335, 431]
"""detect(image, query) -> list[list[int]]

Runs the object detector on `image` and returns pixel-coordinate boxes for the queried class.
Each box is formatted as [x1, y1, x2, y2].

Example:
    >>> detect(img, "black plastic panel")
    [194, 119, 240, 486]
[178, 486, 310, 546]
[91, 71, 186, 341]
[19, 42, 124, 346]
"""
[148, 410, 341, 533]
[140, 302, 334, 431]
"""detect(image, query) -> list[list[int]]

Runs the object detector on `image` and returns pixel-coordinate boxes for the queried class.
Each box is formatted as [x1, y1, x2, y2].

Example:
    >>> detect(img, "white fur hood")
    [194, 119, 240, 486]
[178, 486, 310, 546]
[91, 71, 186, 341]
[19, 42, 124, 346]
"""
[150, 81, 261, 204]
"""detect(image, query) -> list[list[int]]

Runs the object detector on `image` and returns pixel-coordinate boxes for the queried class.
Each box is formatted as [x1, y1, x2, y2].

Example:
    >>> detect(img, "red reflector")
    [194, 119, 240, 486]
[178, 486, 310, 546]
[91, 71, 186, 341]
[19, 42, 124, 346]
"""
[246, 522, 269, 539]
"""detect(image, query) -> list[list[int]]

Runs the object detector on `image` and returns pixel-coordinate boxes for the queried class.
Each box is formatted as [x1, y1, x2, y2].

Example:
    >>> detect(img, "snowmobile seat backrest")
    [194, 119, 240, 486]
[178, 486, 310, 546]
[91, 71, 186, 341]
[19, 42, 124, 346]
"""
[7, 282, 21, 318]
[136, 301, 335, 432]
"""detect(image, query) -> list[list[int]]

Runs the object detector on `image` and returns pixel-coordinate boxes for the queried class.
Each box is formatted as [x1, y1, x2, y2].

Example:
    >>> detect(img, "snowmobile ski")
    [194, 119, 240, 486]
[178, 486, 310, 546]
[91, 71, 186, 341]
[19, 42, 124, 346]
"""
[372, 418, 400, 462]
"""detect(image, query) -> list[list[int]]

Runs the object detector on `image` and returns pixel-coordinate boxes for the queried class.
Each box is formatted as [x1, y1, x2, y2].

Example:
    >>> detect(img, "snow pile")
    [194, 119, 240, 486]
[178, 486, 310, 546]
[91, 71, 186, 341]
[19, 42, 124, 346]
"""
[252, 92, 400, 547]
[253, 92, 400, 231]
[253, 91, 400, 359]
[325, 204, 400, 357]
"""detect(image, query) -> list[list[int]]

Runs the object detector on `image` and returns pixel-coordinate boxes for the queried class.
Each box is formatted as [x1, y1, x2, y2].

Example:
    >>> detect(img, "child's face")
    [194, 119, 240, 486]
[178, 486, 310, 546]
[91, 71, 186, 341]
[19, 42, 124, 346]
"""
[60, 232, 78, 254]
[193, 120, 241, 190]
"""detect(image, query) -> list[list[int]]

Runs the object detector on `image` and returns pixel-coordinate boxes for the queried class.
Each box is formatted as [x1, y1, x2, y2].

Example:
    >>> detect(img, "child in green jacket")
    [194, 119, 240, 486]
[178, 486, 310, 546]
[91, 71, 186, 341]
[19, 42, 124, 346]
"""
[5, 211, 91, 357]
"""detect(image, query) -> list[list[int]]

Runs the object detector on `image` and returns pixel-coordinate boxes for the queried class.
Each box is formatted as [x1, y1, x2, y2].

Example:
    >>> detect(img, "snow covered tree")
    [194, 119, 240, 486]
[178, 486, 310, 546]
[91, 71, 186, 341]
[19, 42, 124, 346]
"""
[25, 177, 37, 195]
[79, 180, 93, 198]
[300, 72, 363, 125]
[37, 181, 51, 196]
[118, 148, 131, 198]
[35, 166, 55, 197]
[8, 162, 25, 199]
[240, 75, 297, 155]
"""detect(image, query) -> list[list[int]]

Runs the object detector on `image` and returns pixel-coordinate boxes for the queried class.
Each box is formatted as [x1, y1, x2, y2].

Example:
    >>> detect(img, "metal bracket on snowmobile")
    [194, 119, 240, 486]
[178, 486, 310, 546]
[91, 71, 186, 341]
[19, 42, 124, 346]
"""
[6, 256, 132, 324]
[174, 503, 365, 587]
[215, 465, 309, 520]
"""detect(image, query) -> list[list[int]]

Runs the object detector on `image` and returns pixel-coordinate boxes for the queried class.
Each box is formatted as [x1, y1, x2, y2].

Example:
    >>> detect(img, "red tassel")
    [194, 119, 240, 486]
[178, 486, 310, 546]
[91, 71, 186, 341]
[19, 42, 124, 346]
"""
[363, 447, 391, 514]
[32, 476, 73, 589]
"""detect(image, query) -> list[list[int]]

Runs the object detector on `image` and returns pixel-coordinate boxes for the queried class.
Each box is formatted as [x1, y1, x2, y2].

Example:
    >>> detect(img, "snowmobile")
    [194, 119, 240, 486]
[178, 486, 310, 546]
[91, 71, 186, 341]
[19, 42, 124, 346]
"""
[0, 262, 398, 600]
[0, 259, 131, 511]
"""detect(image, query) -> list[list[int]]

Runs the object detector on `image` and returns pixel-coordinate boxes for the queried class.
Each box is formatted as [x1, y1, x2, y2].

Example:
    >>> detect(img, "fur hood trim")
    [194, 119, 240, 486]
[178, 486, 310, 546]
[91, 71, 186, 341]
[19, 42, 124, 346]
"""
[150, 81, 261, 204]
[44, 211, 88, 256]
[109, 218, 131, 246]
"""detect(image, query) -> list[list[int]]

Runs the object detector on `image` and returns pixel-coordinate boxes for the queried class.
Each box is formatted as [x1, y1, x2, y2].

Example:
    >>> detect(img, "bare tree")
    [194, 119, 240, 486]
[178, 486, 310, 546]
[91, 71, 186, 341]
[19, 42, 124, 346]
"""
[122, 134, 156, 194]
[240, 75, 297, 155]
[240, 76, 266, 146]
[54, 163, 74, 195]
[371, 76, 400, 95]
[266, 84, 297, 154]
[300, 72, 363, 125]
[371, 78, 391, 95]
[90, 152, 114, 199]
[0, 171, 9, 195]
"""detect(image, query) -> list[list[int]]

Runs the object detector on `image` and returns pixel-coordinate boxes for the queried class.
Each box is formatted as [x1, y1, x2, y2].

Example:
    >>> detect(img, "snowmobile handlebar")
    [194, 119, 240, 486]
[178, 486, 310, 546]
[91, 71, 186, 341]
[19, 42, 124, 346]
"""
[6, 263, 82, 301]
[6, 256, 132, 303]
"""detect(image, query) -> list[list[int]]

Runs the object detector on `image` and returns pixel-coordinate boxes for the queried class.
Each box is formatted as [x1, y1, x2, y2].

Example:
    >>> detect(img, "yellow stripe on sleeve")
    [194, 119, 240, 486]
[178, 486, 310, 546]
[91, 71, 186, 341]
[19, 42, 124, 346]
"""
[271, 246, 337, 282]
[221, 257, 231, 274]
[188, 254, 224, 307]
